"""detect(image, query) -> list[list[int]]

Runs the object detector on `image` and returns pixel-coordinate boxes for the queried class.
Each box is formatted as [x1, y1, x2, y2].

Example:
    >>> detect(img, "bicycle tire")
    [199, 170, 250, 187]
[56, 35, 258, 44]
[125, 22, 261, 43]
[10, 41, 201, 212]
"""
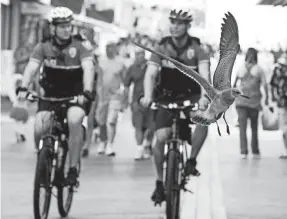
[57, 147, 74, 218]
[166, 146, 181, 219]
[33, 146, 53, 219]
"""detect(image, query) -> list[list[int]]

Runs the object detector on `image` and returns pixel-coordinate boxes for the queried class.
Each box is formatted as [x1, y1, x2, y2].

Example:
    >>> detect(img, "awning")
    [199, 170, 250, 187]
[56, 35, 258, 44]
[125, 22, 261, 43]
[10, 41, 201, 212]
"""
[20, 1, 127, 35]
[257, 0, 287, 6]
[1, 0, 10, 5]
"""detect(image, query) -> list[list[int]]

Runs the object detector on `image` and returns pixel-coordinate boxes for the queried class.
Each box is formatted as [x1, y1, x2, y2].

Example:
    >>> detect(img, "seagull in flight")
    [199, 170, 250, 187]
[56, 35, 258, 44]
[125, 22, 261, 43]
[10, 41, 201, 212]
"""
[132, 12, 249, 136]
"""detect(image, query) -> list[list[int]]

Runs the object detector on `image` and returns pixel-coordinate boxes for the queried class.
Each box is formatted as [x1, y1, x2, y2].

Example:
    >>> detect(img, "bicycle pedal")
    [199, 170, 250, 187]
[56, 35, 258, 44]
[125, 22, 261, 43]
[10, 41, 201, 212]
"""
[183, 188, 193, 193]
[154, 201, 162, 207]
[75, 181, 80, 188]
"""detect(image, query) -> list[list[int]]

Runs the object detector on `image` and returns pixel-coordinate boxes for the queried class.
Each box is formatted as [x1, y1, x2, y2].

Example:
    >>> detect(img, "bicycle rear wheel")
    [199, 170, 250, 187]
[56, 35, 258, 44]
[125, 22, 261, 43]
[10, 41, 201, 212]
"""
[33, 146, 53, 219]
[165, 146, 181, 219]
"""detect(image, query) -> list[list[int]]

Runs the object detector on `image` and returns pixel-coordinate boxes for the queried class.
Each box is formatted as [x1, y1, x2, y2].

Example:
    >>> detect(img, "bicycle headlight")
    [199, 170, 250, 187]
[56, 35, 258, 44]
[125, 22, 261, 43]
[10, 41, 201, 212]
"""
[183, 100, 191, 106]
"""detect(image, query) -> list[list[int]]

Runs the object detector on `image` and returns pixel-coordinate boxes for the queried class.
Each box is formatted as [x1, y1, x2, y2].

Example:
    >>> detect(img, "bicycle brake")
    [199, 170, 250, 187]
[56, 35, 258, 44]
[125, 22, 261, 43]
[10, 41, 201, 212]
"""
[75, 181, 80, 188]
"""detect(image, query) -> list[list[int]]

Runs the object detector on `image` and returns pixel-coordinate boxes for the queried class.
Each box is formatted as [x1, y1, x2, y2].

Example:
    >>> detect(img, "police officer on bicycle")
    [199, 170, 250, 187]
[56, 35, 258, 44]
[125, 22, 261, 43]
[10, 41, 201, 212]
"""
[140, 8, 211, 204]
[17, 7, 95, 186]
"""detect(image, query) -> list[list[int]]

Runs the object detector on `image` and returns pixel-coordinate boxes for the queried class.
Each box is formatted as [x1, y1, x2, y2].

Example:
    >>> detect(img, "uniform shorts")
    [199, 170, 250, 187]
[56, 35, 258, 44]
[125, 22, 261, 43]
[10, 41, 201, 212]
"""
[37, 99, 89, 115]
[154, 94, 201, 143]
[131, 101, 155, 131]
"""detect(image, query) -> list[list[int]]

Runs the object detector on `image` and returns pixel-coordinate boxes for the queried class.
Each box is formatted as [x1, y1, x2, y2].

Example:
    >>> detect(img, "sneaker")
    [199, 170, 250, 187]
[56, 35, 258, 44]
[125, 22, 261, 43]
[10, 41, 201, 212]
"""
[143, 146, 152, 159]
[20, 134, 26, 142]
[16, 134, 26, 143]
[82, 148, 89, 158]
[184, 158, 200, 176]
[252, 154, 261, 159]
[241, 154, 248, 159]
[279, 155, 287, 159]
[134, 146, 144, 160]
[66, 167, 79, 186]
[105, 143, 116, 156]
[97, 142, 106, 154]
[151, 180, 165, 205]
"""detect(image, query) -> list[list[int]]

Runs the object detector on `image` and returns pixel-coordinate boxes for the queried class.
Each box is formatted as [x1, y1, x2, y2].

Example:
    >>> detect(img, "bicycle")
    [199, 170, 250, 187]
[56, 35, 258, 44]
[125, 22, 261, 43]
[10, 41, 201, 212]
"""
[27, 94, 84, 219]
[149, 99, 198, 219]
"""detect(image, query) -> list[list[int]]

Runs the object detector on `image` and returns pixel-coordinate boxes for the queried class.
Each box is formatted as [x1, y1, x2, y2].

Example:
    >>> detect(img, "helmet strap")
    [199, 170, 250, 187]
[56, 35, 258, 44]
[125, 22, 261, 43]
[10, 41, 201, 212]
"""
[53, 24, 73, 45]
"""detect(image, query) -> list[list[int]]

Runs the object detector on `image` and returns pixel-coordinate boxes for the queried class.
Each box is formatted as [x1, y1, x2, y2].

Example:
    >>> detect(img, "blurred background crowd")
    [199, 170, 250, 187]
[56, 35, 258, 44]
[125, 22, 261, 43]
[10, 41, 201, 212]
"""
[1, 0, 287, 93]
[1, 0, 287, 157]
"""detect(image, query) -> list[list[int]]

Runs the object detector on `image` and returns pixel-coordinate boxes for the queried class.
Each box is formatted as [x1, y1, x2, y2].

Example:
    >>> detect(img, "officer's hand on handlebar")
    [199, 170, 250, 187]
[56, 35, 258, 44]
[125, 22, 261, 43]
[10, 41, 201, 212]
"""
[78, 90, 94, 106]
[16, 87, 29, 101]
[140, 96, 152, 108]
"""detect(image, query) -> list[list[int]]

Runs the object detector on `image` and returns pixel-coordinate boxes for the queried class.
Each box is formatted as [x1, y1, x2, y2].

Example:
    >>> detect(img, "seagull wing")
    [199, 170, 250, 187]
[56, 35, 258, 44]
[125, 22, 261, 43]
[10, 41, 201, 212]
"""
[213, 12, 240, 91]
[132, 41, 217, 99]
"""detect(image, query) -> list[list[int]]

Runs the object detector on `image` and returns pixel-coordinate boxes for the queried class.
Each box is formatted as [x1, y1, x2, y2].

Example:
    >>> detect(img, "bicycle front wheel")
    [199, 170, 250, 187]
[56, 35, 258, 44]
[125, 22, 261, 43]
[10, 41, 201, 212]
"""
[33, 146, 53, 219]
[57, 148, 82, 218]
[165, 147, 181, 219]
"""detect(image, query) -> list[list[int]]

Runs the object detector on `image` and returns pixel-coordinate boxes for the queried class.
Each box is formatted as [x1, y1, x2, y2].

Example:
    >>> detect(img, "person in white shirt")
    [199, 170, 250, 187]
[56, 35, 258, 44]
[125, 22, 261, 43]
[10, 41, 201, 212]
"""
[9, 74, 29, 143]
[95, 41, 127, 156]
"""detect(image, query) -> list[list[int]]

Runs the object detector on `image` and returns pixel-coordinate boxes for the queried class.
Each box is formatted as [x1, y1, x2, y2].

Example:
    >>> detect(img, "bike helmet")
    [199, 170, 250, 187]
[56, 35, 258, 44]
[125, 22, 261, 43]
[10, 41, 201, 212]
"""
[49, 7, 74, 25]
[169, 8, 193, 22]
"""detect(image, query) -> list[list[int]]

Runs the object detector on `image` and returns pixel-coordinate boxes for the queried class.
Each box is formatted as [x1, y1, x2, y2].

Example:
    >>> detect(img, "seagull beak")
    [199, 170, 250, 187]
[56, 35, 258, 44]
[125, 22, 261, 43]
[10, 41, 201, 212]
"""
[240, 95, 250, 99]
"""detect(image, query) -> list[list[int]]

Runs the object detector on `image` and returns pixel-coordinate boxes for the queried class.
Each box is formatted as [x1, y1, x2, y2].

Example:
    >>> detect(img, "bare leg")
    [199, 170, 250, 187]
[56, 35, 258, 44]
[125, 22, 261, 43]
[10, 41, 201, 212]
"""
[67, 107, 85, 168]
[190, 125, 208, 159]
[83, 101, 97, 152]
[135, 128, 144, 145]
[107, 122, 117, 144]
[153, 128, 171, 181]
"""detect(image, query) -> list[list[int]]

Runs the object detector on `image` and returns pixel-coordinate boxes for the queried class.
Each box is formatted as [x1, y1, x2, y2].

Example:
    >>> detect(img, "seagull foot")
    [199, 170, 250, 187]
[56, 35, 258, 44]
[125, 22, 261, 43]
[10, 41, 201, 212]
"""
[215, 121, 221, 136]
[217, 126, 222, 136]
[223, 112, 230, 135]
[226, 125, 230, 135]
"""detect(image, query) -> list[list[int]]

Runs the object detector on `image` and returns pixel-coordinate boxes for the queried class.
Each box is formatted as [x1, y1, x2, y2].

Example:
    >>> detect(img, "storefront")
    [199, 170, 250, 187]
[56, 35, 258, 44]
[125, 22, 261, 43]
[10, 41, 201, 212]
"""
[14, 1, 101, 74]
[1, 0, 128, 96]
[257, 0, 287, 6]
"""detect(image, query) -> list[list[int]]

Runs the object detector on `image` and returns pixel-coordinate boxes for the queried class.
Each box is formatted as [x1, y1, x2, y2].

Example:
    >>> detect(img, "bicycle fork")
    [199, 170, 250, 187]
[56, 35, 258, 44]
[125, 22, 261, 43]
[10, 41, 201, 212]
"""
[163, 142, 192, 194]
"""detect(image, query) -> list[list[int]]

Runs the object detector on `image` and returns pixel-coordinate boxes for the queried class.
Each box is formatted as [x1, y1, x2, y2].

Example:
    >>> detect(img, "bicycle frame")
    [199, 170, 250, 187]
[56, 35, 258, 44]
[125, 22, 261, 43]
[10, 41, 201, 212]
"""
[37, 102, 71, 185]
[163, 111, 191, 186]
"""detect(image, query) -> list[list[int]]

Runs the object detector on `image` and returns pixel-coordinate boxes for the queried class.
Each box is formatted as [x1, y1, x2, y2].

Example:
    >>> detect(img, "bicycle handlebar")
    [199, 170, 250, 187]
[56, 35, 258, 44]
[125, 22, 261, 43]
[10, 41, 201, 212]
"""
[149, 100, 199, 111]
[26, 93, 78, 103]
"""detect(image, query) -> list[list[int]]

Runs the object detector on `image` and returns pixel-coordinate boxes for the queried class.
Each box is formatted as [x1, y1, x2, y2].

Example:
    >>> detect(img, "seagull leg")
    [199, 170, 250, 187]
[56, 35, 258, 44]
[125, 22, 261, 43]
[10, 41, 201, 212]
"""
[215, 120, 221, 136]
[223, 112, 230, 135]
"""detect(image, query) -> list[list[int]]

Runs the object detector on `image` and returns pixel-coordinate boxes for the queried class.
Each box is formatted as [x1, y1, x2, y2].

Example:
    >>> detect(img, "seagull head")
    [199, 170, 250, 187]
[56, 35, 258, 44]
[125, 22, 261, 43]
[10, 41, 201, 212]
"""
[230, 88, 250, 99]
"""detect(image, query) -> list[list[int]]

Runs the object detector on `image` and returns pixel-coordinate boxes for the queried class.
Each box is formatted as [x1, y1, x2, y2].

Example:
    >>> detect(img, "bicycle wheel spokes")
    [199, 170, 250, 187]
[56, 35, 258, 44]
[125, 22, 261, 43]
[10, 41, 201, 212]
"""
[57, 149, 74, 217]
[165, 147, 181, 219]
[33, 147, 53, 219]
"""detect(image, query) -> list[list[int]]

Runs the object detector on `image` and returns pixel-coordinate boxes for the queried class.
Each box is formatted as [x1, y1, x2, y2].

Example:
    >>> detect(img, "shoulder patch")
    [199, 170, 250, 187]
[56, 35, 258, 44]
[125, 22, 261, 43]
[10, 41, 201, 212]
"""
[159, 36, 171, 45]
[73, 34, 85, 41]
[186, 47, 196, 59]
[190, 36, 201, 45]
[81, 40, 93, 51]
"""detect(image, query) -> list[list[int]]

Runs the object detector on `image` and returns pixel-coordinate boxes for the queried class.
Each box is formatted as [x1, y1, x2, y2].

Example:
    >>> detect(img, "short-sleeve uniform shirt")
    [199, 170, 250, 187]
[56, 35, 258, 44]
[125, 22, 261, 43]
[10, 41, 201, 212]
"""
[148, 36, 210, 100]
[30, 37, 93, 97]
